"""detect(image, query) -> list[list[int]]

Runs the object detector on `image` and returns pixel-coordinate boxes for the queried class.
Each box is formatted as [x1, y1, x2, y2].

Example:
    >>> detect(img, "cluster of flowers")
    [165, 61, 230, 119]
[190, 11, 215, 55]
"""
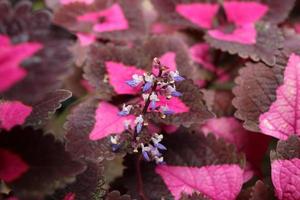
[110, 58, 184, 164]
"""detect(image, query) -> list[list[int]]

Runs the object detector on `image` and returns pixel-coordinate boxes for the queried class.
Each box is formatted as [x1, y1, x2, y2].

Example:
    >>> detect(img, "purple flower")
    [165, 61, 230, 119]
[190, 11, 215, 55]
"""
[143, 82, 152, 92]
[161, 105, 174, 115]
[118, 104, 133, 116]
[166, 85, 182, 97]
[170, 70, 185, 82]
[150, 93, 159, 110]
[126, 74, 143, 87]
[134, 115, 144, 134]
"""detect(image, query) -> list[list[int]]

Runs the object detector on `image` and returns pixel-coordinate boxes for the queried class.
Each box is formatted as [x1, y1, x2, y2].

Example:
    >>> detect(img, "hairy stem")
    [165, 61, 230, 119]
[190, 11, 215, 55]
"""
[136, 154, 148, 200]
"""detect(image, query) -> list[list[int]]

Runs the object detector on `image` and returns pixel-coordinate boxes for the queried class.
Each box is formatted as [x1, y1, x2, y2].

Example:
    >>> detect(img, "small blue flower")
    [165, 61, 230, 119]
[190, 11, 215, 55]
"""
[134, 115, 144, 134]
[171, 90, 182, 97]
[111, 144, 120, 152]
[136, 122, 143, 134]
[155, 142, 167, 150]
[118, 104, 132, 116]
[143, 82, 152, 92]
[126, 74, 143, 87]
[170, 71, 185, 82]
[141, 144, 151, 161]
[161, 105, 174, 115]
[149, 93, 159, 110]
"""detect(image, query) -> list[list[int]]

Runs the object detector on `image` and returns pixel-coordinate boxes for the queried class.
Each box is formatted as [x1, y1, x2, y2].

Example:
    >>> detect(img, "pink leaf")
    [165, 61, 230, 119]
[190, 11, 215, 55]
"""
[60, 0, 94, 5]
[259, 53, 300, 140]
[152, 52, 177, 76]
[175, 3, 219, 29]
[77, 3, 129, 33]
[0, 148, 29, 182]
[272, 158, 300, 200]
[156, 95, 189, 114]
[0, 101, 32, 131]
[76, 33, 96, 46]
[89, 102, 134, 141]
[0, 35, 42, 92]
[223, 1, 268, 26]
[156, 164, 244, 200]
[189, 43, 216, 71]
[208, 24, 257, 44]
[63, 193, 76, 200]
[202, 117, 270, 171]
[105, 61, 145, 95]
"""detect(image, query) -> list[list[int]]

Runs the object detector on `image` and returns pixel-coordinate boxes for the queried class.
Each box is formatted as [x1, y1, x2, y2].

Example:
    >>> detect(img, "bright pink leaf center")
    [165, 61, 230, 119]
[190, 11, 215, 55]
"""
[189, 43, 216, 71]
[0, 148, 29, 182]
[76, 33, 96, 46]
[176, 3, 219, 29]
[208, 24, 257, 44]
[208, 1, 268, 44]
[259, 54, 300, 140]
[156, 164, 244, 200]
[223, 1, 268, 26]
[0, 101, 32, 131]
[153, 52, 177, 76]
[0, 35, 42, 92]
[156, 95, 189, 114]
[272, 158, 300, 200]
[89, 102, 134, 141]
[60, 0, 94, 4]
[105, 61, 145, 95]
[77, 3, 129, 33]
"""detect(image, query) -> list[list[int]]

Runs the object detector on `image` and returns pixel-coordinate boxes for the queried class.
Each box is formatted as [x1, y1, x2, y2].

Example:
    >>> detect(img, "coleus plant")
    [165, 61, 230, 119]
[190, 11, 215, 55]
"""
[2, 0, 300, 199]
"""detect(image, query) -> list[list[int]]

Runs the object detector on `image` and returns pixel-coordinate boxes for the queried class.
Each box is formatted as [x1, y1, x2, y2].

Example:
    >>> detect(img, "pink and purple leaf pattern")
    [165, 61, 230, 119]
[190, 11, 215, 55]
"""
[259, 53, 300, 140]
[0, 35, 42, 93]
[89, 101, 134, 140]
[175, 3, 219, 29]
[156, 164, 244, 200]
[0, 101, 32, 131]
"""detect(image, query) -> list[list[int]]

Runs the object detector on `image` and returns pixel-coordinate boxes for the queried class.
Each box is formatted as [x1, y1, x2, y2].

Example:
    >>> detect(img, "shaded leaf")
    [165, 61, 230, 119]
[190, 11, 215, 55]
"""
[53, 0, 145, 41]
[205, 22, 283, 66]
[0, 127, 85, 199]
[233, 62, 282, 132]
[259, 53, 300, 139]
[65, 97, 116, 162]
[25, 89, 72, 128]
[0, 0, 73, 104]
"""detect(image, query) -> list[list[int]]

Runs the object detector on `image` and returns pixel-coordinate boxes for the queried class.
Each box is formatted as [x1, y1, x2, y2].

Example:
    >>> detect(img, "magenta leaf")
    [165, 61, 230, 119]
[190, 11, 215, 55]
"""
[0, 35, 42, 93]
[189, 43, 216, 72]
[65, 97, 120, 161]
[0, 148, 29, 182]
[111, 128, 245, 199]
[152, 51, 177, 76]
[77, 3, 129, 33]
[61, 0, 94, 5]
[156, 95, 189, 114]
[259, 54, 300, 139]
[175, 3, 219, 29]
[270, 136, 300, 200]
[223, 2, 268, 26]
[106, 61, 145, 95]
[0, 1, 73, 103]
[271, 158, 300, 200]
[53, 0, 145, 41]
[0, 101, 32, 131]
[201, 117, 270, 174]
[156, 164, 244, 200]
[89, 101, 134, 141]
